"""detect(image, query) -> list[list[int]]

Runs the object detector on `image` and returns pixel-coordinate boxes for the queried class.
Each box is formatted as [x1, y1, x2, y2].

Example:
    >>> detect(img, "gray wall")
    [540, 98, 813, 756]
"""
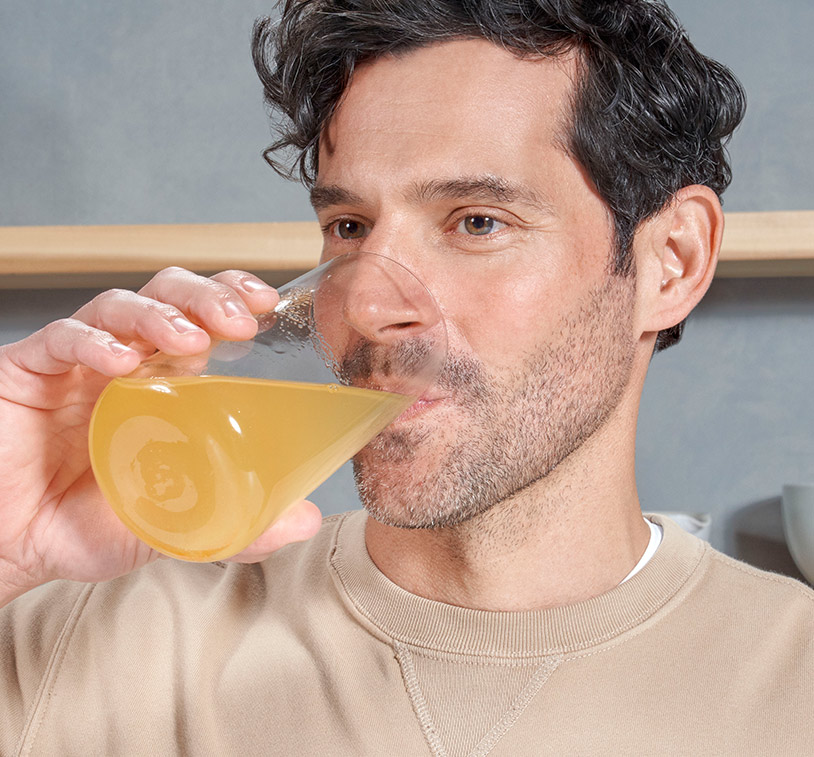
[0, 0, 311, 225]
[1, 1, 813, 578]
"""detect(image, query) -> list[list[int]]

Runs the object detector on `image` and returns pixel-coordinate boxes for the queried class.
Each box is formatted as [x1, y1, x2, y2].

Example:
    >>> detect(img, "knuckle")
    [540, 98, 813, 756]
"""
[213, 269, 242, 280]
[147, 266, 193, 289]
[200, 278, 241, 305]
[41, 318, 95, 348]
[92, 288, 130, 306]
[142, 299, 181, 320]
[211, 270, 254, 291]
[42, 317, 74, 337]
[154, 265, 187, 279]
[205, 273, 235, 290]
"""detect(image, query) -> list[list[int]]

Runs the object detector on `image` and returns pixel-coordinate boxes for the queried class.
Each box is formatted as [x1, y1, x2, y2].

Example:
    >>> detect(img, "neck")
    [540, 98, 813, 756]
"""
[365, 405, 650, 612]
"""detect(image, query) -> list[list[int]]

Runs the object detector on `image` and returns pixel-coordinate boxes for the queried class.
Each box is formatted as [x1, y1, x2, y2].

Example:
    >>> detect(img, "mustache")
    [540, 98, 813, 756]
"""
[338, 337, 432, 384]
[338, 338, 491, 401]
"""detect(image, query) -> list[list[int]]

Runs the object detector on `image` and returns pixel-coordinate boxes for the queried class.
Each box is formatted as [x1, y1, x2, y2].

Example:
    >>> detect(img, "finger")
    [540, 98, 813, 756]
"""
[209, 270, 279, 315]
[2, 318, 142, 377]
[138, 267, 268, 341]
[72, 289, 212, 357]
[226, 500, 323, 563]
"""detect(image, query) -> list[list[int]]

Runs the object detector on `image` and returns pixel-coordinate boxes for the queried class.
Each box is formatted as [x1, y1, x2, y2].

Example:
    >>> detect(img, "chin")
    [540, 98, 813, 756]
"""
[351, 455, 495, 531]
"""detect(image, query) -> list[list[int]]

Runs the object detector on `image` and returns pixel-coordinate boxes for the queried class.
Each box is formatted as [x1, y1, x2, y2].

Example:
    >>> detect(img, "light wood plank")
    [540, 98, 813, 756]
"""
[0, 221, 323, 276]
[717, 210, 814, 276]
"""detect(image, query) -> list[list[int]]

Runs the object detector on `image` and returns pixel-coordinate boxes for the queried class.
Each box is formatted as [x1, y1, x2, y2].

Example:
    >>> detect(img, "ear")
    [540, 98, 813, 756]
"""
[634, 185, 724, 339]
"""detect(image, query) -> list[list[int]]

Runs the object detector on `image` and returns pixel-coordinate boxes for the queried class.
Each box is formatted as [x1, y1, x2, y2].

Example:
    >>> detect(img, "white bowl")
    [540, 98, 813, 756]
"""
[781, 484, 814, 584]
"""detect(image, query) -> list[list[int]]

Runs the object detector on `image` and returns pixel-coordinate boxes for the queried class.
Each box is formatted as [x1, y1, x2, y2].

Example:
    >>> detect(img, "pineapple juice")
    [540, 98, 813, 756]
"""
[89, 376, 412, 560]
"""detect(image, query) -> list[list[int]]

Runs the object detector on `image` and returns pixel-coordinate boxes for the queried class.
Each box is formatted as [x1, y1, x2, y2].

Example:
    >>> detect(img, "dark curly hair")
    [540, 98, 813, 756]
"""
[252, 0, 746, 351]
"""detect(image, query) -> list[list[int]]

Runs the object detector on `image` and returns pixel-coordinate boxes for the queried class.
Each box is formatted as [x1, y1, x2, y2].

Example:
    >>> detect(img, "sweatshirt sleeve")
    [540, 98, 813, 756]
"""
[0, 581, 90, 751]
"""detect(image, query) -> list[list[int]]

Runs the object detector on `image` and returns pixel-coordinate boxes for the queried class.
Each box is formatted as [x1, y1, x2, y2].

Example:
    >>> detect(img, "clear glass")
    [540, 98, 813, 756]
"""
[88, 252, 447, 561]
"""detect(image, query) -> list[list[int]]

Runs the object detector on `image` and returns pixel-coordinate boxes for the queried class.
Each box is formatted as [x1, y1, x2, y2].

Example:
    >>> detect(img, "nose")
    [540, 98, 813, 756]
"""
[310, 251, 448, 395]
[321, 251, 442, 345]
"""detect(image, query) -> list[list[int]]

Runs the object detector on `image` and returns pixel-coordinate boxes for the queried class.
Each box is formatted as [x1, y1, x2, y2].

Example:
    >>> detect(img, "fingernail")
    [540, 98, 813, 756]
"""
[109, 341, 134, 355]
[172, 316, 202, 333]
[223, 300, 251, 319]
[242, 279, 271, 293]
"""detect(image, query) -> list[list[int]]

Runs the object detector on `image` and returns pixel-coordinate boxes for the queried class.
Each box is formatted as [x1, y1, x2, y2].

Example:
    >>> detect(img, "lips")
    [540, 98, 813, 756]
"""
[392, 395, 446, 424]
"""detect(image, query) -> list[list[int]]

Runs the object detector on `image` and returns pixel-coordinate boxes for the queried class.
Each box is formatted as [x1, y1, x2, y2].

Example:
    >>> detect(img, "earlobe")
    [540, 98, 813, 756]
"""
[639, 185, 724, 335]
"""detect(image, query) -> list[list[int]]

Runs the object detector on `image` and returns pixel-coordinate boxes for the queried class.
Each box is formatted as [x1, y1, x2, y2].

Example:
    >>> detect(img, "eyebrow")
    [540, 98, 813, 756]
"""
[309, 174, 554, 214]
[407, 175, 553, 213]
[309, 185, 365, 211]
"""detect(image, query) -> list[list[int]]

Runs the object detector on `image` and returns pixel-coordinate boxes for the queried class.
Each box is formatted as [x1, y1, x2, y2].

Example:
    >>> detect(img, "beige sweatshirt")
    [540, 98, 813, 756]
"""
[1, 512, 812, 756]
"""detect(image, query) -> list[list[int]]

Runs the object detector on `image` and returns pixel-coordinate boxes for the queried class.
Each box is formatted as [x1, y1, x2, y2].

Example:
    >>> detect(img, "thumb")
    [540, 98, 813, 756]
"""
[226, 499, 323, 563]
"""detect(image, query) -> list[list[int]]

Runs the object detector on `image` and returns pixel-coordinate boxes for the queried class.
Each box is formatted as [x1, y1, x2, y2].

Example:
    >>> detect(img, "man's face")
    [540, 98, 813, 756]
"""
[313, 40, 639, 529]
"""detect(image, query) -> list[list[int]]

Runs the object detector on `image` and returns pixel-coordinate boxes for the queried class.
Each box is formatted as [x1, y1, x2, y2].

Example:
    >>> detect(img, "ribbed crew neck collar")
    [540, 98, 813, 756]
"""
[329, 511, 707, 658]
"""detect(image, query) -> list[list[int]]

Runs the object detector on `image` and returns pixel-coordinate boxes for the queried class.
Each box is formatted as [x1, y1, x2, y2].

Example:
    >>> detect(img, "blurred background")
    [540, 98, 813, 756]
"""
[1, 0, 812, 579]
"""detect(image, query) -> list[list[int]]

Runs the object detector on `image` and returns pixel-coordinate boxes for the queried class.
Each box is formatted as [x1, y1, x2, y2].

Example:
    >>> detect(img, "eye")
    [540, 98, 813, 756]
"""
[458, 215, 505, 236]
[332, 219, 368, 240]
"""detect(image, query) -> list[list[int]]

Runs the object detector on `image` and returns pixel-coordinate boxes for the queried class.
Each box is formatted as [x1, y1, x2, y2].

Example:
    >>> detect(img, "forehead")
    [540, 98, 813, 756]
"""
[318, 39, 578, 185]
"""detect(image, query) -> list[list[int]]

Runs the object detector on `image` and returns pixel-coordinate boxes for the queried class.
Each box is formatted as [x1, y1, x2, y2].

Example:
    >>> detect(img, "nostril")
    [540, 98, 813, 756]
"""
[390, 321, 421, 330]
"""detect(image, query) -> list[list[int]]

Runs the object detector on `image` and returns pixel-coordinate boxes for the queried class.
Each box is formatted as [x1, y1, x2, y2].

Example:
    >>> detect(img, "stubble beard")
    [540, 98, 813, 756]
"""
[352, 273, 638, 530]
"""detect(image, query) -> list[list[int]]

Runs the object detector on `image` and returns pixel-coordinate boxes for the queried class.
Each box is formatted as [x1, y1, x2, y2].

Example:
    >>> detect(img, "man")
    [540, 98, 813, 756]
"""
[1, 1, 812, 754]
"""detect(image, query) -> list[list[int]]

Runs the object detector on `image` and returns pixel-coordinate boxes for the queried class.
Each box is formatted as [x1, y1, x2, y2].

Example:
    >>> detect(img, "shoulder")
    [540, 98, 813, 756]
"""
[1, 511, 357, 631]
[707, 547, 814, 597]
[650, 513, 814, 618]
[646, 513, 814, 655]
[673, 540, 814, 672]
[703, 547, 814, 629]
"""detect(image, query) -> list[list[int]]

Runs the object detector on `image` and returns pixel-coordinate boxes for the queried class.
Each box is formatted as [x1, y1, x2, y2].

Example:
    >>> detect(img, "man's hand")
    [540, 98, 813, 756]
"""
[0, 267, 322, 608]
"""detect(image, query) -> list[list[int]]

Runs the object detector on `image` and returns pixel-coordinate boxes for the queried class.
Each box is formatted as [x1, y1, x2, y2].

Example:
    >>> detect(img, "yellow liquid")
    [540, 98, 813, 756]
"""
[89, 377, 412, 561]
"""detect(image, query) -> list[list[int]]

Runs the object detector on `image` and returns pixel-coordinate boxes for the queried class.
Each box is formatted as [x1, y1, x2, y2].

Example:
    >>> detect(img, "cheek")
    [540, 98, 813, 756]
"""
[435, 270, 572, 367]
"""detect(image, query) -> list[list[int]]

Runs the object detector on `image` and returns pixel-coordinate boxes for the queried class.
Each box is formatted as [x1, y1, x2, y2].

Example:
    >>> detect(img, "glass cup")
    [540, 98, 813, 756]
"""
[88, 252, 447, 561]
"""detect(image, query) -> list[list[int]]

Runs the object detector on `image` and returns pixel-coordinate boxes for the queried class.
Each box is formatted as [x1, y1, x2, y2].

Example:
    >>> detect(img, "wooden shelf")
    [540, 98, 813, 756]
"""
[0, 211, 812, 289]
[0, 222, 322, 289]
[715, 210, 814, 277]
